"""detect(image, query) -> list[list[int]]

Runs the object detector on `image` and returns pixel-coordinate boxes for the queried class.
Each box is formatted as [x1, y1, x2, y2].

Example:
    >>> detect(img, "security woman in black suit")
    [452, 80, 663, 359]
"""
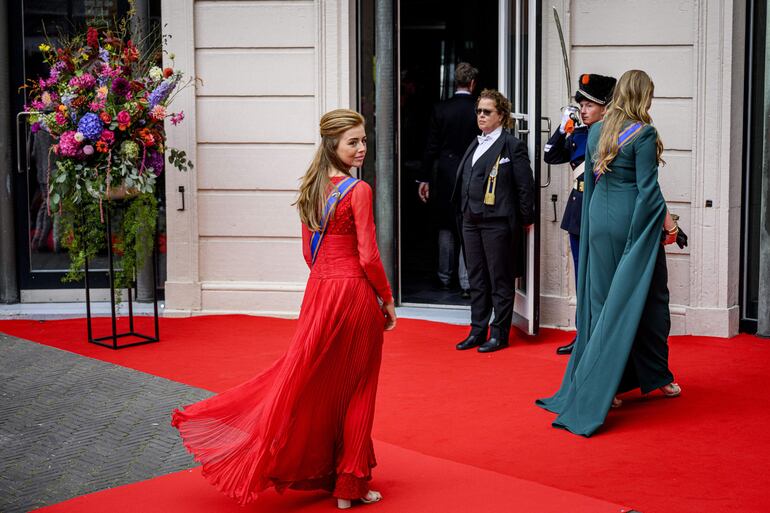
[452, 89, 536, 353]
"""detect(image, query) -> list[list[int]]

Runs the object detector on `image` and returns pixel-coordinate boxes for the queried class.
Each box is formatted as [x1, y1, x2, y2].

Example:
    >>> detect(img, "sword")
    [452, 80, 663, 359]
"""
[553, 6, 581, 130]
[553, 6, 572, 106]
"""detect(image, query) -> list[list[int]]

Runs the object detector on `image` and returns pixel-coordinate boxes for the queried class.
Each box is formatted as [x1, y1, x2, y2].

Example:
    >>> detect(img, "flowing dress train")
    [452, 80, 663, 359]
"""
[172, 177, 392, 503]
[536, 123, 676, 437]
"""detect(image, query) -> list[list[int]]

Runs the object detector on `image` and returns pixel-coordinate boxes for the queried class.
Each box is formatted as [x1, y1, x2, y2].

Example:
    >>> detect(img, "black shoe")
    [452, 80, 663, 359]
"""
[556, 339, 576, 355]
[477, 338, 508, 353]
[460, 288, 471, 299]
[456, 334, 485, 350]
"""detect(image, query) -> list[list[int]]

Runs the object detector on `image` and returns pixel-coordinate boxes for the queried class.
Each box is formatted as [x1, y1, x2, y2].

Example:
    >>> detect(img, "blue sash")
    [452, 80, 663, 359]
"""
[594, 122, 644, 183]
[309, 176, 360, 264]
[618, 121, 644, 148]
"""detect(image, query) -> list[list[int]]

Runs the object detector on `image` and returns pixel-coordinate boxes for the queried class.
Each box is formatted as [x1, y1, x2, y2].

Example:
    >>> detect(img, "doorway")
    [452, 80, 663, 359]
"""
[398, 0, 498, 307]
[396, 0, 541, 334]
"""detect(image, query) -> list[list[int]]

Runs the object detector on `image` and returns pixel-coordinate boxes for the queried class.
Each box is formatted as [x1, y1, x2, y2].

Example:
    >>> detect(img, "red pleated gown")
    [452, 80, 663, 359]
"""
[172, 177, 392, 505]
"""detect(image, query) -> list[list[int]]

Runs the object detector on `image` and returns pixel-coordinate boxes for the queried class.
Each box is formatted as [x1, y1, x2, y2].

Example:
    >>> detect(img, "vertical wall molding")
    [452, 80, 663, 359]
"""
[163, 0, 202, 315]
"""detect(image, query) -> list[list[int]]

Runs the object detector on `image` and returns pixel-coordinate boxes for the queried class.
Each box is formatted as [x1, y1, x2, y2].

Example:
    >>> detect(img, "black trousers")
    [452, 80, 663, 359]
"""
[618, 244, 675, 394]
[461, 211, 515, 341]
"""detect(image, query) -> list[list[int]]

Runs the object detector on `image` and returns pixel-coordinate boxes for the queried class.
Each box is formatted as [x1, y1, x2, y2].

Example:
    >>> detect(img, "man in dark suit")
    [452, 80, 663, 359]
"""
[419, 63, 480, 297]
[452, 89, 535, 353]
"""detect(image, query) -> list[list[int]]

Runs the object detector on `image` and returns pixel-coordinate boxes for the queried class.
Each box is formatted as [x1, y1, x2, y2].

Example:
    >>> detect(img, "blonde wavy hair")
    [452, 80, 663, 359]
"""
[593, 70, 665, 175]
[294, 109, 365, 231]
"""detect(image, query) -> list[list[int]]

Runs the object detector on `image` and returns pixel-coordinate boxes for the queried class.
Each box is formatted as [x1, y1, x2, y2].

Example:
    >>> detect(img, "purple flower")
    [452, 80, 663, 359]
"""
[143, 150, 165, 176]
[77, 113, 103, 140]
[31, 122, 41, 133]
[111, 77, 131, 97]
[147, 78, 177, 107]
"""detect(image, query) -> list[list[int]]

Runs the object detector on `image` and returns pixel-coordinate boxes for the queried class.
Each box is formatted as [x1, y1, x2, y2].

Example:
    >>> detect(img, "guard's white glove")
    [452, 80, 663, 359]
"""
[559, 105, 581, 134]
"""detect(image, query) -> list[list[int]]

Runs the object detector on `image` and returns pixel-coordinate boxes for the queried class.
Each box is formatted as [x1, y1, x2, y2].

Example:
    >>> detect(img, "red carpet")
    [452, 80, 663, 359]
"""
[3, 315, 769, 513]
[32, 441, 629, 513]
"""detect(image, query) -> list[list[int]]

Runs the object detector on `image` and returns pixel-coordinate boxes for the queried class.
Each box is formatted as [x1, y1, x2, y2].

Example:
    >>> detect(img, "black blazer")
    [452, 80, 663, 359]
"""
[420, 94, 479, 184]
[451, 131, 536, 229]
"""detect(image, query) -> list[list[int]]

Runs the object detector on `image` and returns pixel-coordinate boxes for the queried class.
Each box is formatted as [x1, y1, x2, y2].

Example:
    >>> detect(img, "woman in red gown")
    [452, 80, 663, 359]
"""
[172, 109, 396, 509]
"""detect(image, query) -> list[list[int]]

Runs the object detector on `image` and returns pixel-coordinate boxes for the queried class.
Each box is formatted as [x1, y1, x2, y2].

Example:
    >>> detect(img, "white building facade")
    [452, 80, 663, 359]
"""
[4, 0, 761, 338]
[158, 0, 751, 337]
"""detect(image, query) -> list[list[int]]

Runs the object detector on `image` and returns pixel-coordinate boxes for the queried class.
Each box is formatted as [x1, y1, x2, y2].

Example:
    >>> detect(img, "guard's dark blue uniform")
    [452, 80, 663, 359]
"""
[544, 125, 588, 279]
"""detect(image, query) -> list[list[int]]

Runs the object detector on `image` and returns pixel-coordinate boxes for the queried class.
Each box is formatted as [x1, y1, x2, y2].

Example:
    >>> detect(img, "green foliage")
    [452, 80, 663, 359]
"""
[168, 148, 193, 172]
[60, 198, 105, 284]
[115, 194, 158, 292]
[60, 193, 158, 303]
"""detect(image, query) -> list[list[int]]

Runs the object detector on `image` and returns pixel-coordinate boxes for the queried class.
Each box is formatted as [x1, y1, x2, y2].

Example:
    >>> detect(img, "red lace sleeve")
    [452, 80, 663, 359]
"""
[350, 181, 393, 303]
[301, 224, 312, 269]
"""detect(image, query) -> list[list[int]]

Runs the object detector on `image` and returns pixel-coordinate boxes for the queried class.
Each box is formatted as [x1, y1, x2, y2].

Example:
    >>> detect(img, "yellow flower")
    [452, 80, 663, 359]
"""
[58, 104, 67, 112]
[81, 53, 89, 60]
[38, 43, 51, 52]
[105, 44, 113, 51]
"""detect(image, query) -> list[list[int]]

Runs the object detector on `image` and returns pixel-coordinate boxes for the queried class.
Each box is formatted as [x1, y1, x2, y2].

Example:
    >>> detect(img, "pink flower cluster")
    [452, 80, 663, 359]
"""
[170, 111, 185, 126]
[68, 73, 96, 90]
[57, 131, 81, 157]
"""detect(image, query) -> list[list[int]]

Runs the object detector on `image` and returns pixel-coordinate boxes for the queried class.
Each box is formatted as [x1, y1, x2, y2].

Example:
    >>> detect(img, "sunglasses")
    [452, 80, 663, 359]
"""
[476, 108, 496, 116]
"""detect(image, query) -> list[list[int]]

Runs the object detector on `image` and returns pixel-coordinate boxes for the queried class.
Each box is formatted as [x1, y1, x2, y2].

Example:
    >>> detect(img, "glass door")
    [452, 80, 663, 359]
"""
[500, 0, 541, 335]
[9, 0, 163, 297]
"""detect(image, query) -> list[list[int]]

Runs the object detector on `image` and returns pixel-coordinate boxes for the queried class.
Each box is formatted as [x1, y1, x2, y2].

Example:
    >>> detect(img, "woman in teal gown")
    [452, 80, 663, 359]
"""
[536, 70, 681, 437]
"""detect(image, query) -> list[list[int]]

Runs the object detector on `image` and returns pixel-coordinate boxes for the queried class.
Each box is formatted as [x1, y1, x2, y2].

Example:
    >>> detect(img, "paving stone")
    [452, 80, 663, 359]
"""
[0, 332, 213, 513]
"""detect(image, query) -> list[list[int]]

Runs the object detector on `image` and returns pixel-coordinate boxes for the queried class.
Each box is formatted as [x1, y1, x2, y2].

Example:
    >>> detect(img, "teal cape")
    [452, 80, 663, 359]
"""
[536, 122, 667, 437]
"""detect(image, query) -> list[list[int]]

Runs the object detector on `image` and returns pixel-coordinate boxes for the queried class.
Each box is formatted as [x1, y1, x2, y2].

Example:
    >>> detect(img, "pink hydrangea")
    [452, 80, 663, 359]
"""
[57, 131, 81, 157]
[55, 112, 67, 125]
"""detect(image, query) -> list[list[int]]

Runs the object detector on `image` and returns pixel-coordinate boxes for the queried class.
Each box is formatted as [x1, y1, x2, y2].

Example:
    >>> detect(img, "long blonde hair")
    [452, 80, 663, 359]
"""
[294, 109, 365, 231]
[593, 70, 665, 174]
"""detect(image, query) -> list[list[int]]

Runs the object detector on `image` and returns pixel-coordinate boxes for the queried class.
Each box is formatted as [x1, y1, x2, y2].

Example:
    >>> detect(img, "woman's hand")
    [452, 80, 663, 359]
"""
[381, 300, 397, 331]
[662, 209, 678, 245]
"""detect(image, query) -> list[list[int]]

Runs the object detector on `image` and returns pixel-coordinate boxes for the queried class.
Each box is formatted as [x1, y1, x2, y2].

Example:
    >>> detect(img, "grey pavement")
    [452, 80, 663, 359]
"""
[0, 332, 213, 513]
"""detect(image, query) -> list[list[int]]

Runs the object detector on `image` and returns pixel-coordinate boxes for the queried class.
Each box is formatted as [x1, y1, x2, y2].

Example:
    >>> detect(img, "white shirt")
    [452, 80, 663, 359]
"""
[472, 126, 502, 166]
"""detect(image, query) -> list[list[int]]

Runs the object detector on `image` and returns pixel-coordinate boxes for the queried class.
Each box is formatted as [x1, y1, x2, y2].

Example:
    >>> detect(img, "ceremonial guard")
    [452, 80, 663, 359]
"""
[544, 73, 616, 355]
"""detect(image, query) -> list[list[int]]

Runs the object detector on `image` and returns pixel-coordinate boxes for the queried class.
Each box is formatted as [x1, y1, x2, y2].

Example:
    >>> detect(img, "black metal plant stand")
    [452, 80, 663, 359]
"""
[83, 203, 160, 349]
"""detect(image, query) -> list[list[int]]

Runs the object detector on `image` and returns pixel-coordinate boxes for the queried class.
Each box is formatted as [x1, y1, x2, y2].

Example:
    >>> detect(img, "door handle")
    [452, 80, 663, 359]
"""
[510, 113, 529, 136]
[177, 186, 186, 211]
[540, 116, 552, 188]
[16, 112, 34, 174]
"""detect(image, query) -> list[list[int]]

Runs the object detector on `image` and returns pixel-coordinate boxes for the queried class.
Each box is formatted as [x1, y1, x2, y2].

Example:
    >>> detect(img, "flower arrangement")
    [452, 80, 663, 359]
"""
[24, 13, 192, 292]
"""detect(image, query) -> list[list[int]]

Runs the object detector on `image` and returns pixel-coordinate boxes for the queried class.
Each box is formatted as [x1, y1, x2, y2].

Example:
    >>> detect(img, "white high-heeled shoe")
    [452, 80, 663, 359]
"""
[337, 490, 382, 509]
